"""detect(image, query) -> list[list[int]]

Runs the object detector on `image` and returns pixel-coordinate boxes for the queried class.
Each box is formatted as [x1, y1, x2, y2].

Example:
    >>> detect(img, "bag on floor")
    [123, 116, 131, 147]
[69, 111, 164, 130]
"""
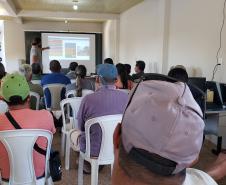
[49, 151, 62, 182]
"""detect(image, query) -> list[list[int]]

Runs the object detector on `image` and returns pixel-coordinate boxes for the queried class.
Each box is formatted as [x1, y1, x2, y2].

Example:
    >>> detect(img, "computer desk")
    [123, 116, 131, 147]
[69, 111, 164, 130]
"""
[205, 108, 226, 155]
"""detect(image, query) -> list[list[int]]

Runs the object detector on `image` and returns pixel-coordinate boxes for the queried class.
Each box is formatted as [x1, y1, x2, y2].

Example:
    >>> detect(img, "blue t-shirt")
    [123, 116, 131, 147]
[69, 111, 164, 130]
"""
[41, 73, 71, 108]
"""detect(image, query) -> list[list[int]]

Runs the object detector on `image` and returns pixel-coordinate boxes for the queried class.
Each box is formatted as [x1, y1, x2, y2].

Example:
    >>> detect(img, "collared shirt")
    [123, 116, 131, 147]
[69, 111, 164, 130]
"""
[0, 109, 56, 179]
[41, 73, 71, 108]
[77, 85, 128, 157]
[183, 168, 217, 185]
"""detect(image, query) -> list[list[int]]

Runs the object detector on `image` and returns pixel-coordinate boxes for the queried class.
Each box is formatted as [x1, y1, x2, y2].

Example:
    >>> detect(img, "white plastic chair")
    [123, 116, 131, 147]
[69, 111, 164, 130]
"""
[61, 90, 94, 170]
[60, 97, 83, 170]
[31, 80, 41, 85]
[0, 129, 53, 185]
[0, 100, 8, 114]
[30, 91, 40, 110]
[66, 89, 94, 98]
[43, 83, 66, 111]
[78, 114, 123, 185]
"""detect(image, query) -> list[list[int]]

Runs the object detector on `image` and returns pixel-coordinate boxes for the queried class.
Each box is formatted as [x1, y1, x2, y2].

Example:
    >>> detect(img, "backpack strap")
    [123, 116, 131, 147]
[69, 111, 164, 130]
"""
[5, 111, 46, 156]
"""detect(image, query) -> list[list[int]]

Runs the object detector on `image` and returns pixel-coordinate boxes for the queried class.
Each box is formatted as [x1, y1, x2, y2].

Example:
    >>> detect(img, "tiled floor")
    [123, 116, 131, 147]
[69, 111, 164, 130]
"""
[53, 132, 226, 185]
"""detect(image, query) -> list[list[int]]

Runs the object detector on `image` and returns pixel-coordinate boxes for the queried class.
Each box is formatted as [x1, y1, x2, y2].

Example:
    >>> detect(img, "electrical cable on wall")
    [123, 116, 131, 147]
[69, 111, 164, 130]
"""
[212, 0, 226, 81]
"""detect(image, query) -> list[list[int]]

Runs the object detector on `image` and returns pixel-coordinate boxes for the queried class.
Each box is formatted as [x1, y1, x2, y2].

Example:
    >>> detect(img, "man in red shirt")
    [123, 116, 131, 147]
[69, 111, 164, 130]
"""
[0, 73, 56, 181]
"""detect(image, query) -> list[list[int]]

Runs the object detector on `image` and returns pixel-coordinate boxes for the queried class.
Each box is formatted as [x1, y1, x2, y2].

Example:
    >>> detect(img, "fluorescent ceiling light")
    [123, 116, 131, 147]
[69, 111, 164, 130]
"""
[73, 5, 78, 10]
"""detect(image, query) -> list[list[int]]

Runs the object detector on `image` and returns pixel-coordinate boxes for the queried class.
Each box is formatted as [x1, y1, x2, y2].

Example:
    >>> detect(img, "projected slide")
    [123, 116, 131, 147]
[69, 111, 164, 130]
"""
[42, 33, 96, 74]
[48, 36, 90, 60]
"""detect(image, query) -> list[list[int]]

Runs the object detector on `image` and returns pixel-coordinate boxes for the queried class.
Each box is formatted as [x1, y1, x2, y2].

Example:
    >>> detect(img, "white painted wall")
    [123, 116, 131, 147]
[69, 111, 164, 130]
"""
[103, 20, 119, 64]
[167, 0, 226, 82]
[119, 0, 226, 82]
[3, 21, 25, 72]
[119, 0, 166, 73]
[0, 20, 5, 67]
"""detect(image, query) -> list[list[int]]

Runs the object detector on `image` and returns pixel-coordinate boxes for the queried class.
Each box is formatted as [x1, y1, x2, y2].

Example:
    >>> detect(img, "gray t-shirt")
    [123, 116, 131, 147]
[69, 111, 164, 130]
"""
[30, 46, 42, 67]
[66, 78, 95, 93]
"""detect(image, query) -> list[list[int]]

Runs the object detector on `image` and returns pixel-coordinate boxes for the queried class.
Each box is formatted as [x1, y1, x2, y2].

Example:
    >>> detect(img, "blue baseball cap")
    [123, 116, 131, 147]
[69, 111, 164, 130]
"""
[97, 64, 118, 79]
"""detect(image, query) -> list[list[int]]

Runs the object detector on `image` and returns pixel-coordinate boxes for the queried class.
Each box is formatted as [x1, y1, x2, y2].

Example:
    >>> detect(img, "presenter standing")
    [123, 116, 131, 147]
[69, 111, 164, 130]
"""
[30, 37, 49, 69]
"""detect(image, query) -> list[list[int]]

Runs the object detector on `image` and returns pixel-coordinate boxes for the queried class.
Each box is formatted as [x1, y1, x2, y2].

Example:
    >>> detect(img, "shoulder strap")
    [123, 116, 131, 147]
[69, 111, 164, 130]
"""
[5, 112, 21, 129]
[5, 111, 47, 156]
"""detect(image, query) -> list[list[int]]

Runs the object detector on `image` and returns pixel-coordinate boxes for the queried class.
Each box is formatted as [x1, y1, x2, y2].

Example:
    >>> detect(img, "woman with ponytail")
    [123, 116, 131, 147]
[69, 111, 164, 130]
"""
[115, 63, 133, 90]
[66, 65, 95, 96]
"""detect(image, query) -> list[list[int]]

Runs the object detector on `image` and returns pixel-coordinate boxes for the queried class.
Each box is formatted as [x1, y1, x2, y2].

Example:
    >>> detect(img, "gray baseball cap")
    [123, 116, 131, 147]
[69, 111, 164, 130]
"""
[121, 80, 204, 175]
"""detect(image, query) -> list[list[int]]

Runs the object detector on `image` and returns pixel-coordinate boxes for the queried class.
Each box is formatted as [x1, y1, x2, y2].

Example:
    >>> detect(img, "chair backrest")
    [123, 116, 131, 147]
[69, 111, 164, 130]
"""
[31, 80, 41, 85]
[84, 114, 122, 162]
[66, 89, 94, 98]
[30, 91, 40, 110]
[60, 97, 83, 130]
[0, 100, 8, 114]
[43, 83, 66, 110]
[0, 129, 52, 185]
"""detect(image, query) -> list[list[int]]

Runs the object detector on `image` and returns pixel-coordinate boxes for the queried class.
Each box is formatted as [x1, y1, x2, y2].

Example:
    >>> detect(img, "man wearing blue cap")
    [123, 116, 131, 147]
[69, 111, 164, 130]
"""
[70, 64, 128, 173]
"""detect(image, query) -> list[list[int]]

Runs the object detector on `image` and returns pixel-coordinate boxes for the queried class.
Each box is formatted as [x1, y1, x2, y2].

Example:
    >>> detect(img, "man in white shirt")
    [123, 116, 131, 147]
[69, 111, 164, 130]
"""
[30, 37, 49, 68]
[112, 79, 220, 185]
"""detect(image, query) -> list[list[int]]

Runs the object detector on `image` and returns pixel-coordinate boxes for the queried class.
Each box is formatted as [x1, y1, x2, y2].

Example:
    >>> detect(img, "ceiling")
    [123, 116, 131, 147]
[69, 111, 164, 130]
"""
[0, 0, 143, 23]
[12, 0, 143, 14]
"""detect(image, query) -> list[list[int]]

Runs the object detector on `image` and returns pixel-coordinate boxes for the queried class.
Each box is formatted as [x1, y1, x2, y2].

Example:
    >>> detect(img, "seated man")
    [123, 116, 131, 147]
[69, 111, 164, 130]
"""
[0, 73, 55, 181]
[168, 65, 205, 114]
[112, 79, 226, 185]
[41, 60, 71, 108]
[132, 60, 146, 82]
[104, 58, 114, 65]
[66, 65, 95, 94]
[31, 63, 42, 80]
[19, 64, 43, 98]
[70, 64, 128, 172]
[66, 62, 78, 79]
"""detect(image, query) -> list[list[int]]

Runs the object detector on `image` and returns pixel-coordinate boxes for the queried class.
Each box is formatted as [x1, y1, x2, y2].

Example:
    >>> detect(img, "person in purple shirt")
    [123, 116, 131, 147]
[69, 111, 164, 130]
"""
[70, 64, 128, 173]
[41, 60, 71, 108]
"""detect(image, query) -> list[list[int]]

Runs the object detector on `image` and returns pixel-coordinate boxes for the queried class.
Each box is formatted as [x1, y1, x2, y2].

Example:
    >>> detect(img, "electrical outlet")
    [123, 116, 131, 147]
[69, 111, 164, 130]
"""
[218, 58, 223, 65]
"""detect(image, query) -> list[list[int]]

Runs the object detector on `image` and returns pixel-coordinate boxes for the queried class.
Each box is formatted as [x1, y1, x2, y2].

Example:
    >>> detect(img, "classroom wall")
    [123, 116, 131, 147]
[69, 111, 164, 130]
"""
[119, 0, 226, 82]
[103, 20, 120, 64]
[3, 21, 25, 72]
[167, 0, 226, 82]
[119, 0, 166, 73]
[0, 21, 5, 67]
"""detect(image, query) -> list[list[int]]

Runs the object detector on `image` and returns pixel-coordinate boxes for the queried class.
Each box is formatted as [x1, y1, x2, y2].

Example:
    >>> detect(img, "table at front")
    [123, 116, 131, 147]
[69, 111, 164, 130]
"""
[205, 109, 226, 155]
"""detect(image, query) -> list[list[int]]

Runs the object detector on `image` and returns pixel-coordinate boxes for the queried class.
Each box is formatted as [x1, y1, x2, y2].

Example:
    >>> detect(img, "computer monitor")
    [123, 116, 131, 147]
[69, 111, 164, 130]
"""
[188, 77, 206, 93]
[206, 81, 223, 109]
[220, 83, 226, 106]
